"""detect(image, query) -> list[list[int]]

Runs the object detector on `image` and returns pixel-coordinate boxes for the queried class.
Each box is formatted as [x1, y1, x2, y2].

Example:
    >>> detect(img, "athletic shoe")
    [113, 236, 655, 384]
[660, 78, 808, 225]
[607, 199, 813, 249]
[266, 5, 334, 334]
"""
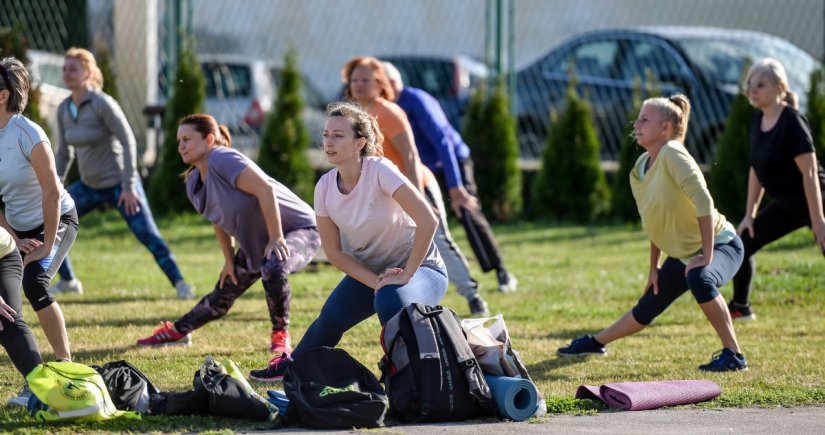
[468, 296, 490, 317]
[249, 353, 292, 382]
[557, 335, 607, 357]
[48, 279, 83, 294]
[728, 301, 756, 321]
[496, 270, 518, 293]
[699, 348, 748, 372]
[136, 321, 192, 347]
[270, 330, 292, 354]
[7, 383, 32, 407]
[175, 280, 195, 300]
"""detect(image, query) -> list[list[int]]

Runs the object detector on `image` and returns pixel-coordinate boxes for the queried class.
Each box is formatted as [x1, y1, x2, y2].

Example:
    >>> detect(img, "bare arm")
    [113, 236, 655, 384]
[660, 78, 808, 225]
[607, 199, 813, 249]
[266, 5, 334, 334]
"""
[393, 182, 438, 276]
[317, 215, 382, 289]
[389, 130, 422, 191]
[685, 214, 715, 276]
[212, 223, 237, 288]
[647, 241, 662, 294]
[738, 167, 765, 238]
[794, 152, 825, 251]
[24, 142, 62, 265]
[234, 165, 289, 260]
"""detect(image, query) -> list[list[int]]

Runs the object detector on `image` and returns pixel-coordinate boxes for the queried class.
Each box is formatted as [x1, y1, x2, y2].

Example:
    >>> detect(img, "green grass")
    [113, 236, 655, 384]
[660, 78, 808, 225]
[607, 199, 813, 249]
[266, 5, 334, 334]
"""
[1, 211, 824, 432]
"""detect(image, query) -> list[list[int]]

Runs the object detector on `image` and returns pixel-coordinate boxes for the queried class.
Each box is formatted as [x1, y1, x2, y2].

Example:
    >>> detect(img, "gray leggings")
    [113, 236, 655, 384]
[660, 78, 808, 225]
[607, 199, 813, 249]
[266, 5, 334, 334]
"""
[0, 248, 43, 379]
[632, 236, 744, 325]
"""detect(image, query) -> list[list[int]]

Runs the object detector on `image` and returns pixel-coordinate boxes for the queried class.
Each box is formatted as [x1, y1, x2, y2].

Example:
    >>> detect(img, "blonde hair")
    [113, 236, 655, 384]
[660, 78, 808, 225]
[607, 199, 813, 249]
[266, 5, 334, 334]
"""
[326, 101, 384, 157]
[642, 94, 692, 143]
[746, 58, 798, 109]
[65, 47, 104, 90]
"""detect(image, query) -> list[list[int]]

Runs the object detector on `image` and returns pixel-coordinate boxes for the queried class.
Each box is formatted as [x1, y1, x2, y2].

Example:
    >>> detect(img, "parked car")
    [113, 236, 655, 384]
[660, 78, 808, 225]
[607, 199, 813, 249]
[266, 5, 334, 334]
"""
[380, 55, 488, 129]
[158, 53, 328, 156]
[27, 49, 71, 137]
[515, 27, 821, 164]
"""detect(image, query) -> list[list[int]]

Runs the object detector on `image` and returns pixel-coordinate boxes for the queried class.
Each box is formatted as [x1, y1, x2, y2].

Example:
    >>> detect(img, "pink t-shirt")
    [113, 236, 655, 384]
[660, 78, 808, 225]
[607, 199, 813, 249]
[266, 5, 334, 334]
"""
[314, 156, 442, 274]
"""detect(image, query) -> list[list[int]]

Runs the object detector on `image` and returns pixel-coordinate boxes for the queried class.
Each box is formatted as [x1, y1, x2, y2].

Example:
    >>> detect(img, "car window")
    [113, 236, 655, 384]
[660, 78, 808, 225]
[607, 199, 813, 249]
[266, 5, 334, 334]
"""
[203, 63, 252, 98]
[620, 40, 684, 84]
[386, 59, 454, 98]
[677, 39, 747, 84]
[549, 40, 621, 80]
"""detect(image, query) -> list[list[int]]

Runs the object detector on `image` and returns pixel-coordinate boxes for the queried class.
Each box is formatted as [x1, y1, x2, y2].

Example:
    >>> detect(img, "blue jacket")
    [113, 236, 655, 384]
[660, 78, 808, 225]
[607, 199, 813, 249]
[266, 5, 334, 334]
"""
[396, 87, 470, 189]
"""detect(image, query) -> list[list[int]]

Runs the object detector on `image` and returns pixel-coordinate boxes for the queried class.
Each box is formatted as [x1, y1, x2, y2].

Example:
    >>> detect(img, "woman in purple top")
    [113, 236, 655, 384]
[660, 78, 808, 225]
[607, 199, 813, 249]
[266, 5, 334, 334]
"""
[136, 114, 319, 353]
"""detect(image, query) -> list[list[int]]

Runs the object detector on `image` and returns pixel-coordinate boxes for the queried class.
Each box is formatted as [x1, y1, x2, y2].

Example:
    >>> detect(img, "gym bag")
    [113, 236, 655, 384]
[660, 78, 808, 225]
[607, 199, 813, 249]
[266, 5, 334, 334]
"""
[379, 303, 496, 422]
[283, 346, 388, 429]
[93, 360, 160, 413]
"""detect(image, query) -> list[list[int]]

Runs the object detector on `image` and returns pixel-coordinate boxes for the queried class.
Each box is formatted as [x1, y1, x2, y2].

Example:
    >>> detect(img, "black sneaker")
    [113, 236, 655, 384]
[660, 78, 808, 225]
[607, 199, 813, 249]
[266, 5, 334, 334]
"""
[557, 335, 607, 357]
[699, 348, 748, 372]
[468, 296, 490, 317]
[728, 301, 756, 321]
[496, 270, 518, 293]
[249, 352, 292, 382]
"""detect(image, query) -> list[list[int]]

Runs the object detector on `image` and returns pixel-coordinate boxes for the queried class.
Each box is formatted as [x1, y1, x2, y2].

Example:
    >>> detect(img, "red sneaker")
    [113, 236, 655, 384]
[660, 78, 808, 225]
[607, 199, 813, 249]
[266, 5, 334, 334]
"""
[270, 330, 292, 354]
[137, 321, 192, 347]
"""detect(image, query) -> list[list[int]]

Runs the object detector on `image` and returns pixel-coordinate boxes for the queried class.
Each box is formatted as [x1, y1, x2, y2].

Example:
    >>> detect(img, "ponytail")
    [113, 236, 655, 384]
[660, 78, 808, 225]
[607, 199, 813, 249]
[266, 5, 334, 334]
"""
[179, 114, 231, 178]
[216, 124, 233, 147]
[642, 94, 692, 143]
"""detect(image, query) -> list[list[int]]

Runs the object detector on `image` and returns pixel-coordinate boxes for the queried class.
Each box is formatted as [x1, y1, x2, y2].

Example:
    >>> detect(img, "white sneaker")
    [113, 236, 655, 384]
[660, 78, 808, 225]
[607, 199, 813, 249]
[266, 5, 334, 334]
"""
[48, 279, 83, 294]
[7, 383, 32, 407]
[175, 281, 195, 300]
[496, 270, 518, 293]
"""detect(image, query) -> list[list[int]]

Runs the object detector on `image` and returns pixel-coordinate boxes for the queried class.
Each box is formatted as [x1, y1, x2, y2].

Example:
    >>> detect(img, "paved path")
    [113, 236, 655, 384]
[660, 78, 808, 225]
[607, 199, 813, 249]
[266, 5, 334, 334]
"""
[264, 406, 825, 434]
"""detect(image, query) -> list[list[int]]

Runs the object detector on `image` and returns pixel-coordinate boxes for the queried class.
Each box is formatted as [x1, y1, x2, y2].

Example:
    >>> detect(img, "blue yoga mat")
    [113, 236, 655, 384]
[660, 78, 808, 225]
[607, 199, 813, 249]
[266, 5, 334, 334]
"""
[484, 375, 539, 421]
[266, 390, 290, 415]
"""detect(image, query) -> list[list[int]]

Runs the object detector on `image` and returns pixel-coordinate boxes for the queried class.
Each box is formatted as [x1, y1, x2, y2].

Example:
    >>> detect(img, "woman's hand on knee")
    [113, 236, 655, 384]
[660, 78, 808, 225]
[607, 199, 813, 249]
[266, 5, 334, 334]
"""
[646, 269, 660, 295]
[376, 268, 409, 291]
[15, 238, 42, 255]
[219, 262, 238, 289]
[0, 296, 17, 330]
[685, 254, 711, 277]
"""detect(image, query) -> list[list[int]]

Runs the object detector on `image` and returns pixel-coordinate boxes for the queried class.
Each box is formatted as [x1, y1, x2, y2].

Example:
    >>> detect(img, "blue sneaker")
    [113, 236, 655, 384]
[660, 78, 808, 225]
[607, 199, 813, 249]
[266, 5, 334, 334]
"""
[557, 335, 607, 357]
[699, 348, 747, 372]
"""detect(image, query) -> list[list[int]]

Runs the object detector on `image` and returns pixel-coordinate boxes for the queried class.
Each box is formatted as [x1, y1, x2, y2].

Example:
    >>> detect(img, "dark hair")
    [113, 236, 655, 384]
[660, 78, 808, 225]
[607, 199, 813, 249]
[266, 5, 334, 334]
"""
[0, 57, 31, 114]
[179, 113, 232, 176]
[326, 101, 384, 157]
[341, 56, 395, 102]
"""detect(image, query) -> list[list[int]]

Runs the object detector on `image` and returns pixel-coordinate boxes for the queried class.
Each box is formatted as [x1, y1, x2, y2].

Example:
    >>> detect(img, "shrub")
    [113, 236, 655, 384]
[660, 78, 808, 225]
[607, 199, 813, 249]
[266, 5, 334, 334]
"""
[148, 38, 205, 215]
[0, 24, 50, 138]
[806, 68, 825, 166]
[708, 89, 754, 222]
[532, 79, 610, 221]
[461, 80, 522, 221]
[257, 47, 314, 202]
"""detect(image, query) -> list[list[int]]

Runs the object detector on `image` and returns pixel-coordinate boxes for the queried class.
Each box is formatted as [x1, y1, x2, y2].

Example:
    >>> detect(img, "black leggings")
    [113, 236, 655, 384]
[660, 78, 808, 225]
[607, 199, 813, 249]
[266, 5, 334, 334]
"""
[0, 248, 43, 379]
[13, 209, 79, 312]
[732, 201, 825, 305]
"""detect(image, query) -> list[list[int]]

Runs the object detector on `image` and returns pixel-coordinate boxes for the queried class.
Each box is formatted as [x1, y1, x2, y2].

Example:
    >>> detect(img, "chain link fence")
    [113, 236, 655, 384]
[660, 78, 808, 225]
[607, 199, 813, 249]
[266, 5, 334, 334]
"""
[3, 0, 824, 168]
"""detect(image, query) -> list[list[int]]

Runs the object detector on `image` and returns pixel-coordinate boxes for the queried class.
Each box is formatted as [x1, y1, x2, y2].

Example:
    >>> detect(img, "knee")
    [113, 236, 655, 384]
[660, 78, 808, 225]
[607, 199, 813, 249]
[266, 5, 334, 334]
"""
[631, 305, 655, 326]
[262, 261, 290, 282]
[22, 274, 53, 312]
[687, 269, 719, 303]
[374, 287, 403, 324]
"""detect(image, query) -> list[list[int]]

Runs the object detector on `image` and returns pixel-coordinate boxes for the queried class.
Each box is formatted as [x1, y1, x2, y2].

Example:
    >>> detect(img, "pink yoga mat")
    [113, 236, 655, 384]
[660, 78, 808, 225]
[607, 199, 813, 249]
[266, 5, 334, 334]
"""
[576, 380, 721, 411]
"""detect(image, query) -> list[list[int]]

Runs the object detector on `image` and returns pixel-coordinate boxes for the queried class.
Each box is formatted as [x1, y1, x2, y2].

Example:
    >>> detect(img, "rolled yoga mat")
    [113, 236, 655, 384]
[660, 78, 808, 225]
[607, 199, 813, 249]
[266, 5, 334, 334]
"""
[266, 390, 290, 415]
[484, 375, 539, 421]
[575, 380, 721, 411]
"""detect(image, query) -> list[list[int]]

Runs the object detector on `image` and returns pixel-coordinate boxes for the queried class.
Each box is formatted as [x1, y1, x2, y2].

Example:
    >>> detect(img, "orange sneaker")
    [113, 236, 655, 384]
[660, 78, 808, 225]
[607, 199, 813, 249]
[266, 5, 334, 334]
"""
[270, 330, 292, 354]
[137, 321, 191, 347]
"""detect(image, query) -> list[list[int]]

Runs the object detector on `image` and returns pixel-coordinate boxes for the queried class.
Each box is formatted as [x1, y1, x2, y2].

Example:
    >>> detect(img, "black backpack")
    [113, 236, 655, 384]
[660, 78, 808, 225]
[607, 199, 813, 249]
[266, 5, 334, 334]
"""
[93, 360, 160, 413]
[379, 303, 496, 422]
[283, 347, 388, 429]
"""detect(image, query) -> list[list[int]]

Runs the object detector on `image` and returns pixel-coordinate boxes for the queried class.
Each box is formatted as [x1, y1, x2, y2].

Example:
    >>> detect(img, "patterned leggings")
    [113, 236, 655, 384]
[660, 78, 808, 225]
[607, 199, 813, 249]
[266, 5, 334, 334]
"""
[174, 227, 320, 333]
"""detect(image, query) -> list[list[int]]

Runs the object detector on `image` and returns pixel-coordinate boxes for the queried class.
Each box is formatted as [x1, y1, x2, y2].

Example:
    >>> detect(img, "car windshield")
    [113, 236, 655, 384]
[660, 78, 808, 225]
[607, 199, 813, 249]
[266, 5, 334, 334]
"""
[676, 37, 816, 89]
[386, 59, 454, 99]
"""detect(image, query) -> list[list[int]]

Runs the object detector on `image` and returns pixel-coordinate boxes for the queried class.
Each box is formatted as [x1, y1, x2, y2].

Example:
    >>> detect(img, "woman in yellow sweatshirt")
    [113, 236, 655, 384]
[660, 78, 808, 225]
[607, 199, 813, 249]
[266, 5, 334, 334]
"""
[557, 95, 747, 372]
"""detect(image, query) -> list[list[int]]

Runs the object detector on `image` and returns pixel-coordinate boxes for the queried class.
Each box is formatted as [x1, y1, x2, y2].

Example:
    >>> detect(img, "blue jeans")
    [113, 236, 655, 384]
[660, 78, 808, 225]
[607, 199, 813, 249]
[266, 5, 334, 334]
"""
[291, 265, 448, 359]
[58, 181, 184, 286]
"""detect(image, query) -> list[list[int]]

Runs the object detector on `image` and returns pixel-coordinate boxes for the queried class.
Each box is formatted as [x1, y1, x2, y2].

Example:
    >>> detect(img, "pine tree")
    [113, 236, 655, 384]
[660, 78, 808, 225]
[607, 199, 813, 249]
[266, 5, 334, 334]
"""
[708, 90, 755, 222]
[461, 81, 522, 221]
[532, 79, 610, 221]
[806, 68, 825, 166]
[148, 38, 205, 215]
[257, 48, 314, 202]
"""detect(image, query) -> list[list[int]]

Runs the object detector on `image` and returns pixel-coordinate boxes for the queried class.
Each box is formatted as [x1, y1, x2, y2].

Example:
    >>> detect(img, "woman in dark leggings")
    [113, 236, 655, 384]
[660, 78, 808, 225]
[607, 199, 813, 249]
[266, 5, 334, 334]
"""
[1, 227, 44, 407]
[728, 58, 825, 321]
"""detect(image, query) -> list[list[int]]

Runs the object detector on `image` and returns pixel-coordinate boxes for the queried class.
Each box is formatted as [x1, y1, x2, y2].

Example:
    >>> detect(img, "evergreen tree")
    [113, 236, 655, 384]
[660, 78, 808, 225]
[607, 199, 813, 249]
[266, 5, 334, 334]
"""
[461, 81, 522, 221]
[257, 48, 314, 202]
[708, 89, 755, 222]
[96, 42, 119, 100]
[806, 68, 825, 166]
[532, 79, 610, 221]
[0, 24, 50, 139]
[612, 74, 660, 222]
[148, 38, 205, 215]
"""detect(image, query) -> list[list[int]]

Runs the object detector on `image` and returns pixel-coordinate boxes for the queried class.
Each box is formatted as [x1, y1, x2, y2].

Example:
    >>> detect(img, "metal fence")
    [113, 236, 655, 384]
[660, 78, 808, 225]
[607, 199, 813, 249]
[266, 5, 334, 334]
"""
[3, 0, 824, 168]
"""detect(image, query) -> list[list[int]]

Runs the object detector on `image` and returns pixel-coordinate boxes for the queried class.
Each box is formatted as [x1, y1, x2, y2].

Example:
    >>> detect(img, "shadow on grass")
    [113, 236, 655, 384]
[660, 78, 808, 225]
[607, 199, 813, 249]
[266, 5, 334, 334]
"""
[58, 295, 172, 305]
[527, 354, 595, 382]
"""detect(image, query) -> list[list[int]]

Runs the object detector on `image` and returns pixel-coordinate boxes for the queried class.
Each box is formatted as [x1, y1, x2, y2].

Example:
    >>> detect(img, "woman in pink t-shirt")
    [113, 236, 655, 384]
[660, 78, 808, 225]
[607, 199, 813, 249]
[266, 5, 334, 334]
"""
[249, 102, 447, 382]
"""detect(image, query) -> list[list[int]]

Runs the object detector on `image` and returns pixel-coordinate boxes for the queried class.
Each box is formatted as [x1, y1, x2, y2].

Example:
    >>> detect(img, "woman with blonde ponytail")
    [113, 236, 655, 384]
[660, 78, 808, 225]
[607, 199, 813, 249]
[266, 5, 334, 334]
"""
[52, 47, 194, 299]
[558, 94, 748, 372]
[728, 58, 825, 321]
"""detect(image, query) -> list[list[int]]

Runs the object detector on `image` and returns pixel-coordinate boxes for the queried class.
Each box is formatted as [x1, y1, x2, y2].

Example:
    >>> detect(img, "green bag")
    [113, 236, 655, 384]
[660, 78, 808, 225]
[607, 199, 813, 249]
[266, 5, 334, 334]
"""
[26, 361, 141, 422]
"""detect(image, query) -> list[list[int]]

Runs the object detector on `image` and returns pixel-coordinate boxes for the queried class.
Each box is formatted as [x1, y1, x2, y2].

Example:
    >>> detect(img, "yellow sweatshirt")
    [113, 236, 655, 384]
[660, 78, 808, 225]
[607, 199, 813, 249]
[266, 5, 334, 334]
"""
[0, 226, 15, 258]
[630, 141, 728, 259]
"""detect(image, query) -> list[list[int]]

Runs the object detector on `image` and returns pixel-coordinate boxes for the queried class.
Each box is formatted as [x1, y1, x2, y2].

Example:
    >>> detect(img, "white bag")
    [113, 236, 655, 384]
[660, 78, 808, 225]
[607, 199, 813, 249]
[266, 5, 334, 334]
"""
[462, 314, 527, 378]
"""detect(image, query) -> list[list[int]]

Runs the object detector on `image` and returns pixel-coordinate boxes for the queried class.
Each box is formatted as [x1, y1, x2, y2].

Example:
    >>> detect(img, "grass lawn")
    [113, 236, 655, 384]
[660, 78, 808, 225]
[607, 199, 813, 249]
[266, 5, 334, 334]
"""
[1, 210, 823, 432]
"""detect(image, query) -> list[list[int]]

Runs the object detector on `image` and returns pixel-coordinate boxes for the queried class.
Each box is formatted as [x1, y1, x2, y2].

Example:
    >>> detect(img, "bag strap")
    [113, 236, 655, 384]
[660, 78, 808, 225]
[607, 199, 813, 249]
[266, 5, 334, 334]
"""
[434, 308, 494, 410]
[408, 304, 443, 419]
